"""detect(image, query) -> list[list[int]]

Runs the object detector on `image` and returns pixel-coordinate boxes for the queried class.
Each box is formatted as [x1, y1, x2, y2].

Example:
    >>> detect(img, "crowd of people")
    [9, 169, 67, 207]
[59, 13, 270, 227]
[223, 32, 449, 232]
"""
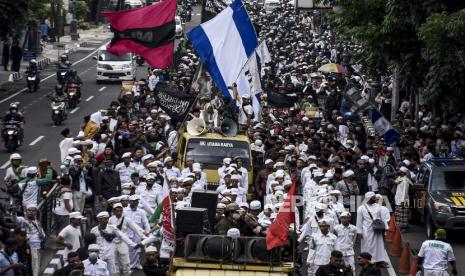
[0, 1, 461, 276]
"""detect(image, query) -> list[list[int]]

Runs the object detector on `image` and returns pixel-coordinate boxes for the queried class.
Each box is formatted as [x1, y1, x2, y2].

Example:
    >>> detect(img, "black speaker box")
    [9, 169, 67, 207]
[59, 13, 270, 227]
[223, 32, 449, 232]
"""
[175, 207, 210, 257]
[191, 191, 219, 230]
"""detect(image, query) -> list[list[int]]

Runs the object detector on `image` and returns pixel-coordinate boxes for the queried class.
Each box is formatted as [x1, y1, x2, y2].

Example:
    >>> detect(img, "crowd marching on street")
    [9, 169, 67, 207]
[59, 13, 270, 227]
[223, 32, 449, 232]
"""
[0, 0, 462, 276]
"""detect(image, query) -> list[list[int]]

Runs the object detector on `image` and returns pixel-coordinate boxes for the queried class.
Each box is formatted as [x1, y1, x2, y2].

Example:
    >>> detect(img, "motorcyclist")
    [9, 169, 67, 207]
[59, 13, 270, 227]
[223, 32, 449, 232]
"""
[64, 69, 82, 99]
[2, 103, 25, 143]
[57, 54, 71, 83]
[48, 85, 69, 104]
[25, 59, 40, 87]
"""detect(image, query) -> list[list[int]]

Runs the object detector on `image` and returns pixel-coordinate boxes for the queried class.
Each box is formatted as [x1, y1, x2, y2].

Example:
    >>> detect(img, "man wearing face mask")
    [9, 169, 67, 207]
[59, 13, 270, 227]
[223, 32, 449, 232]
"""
[82, 244, 110, 276]
[215, 204, 240, 235]
[96, 160, 121, 211]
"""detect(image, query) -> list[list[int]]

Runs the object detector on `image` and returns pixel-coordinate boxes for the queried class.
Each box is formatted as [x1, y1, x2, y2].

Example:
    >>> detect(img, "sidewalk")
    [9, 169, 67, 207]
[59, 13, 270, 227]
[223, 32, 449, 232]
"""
[0, 25, 111, 89]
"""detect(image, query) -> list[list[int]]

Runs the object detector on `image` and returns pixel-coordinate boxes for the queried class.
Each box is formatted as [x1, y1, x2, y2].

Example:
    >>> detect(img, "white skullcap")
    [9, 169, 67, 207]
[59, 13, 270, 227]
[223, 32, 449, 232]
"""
[69, 212, 84, 219]
[27, 166, 38, 174]
[250, 200, 262, 210]
[360, 155, 369, 161]
[386, 147, 394, 151]
[145, 246, 158, 253]
[164, 157, 173, 163]
[330, 190, 341, 195]
[217, 203, 226, 209]
[112, 203, 123, 209]
[68, 148, 80, 155]
[275, 170, 285, 178]
[399, 166, 409, 173]
[315, 203, 326, 211]
[107, 197, 120, 203]
[402, 160, 411, 166]
[223, 158, 231, 164]
[227, 228, 241, 238]
[274, 185, 284, 191]
[122, 152, 132, 158]
[265, 159, 274, 165]
[231, 174, 241, 181]
[313, 171, 324, 177]
[340, 211, 351, 217]
[119, 195, 129, 200]
[275, 161, 285, 167]
[141, 154, 154, 162]
[364, 191, 376, 199]
[88, 244, 99, 251]
[308, 155, 317, 160]
[343, 170, 354, 178]
[368, 158, 375, 164]
[318, 218, 330, 226]
[121, 182, 132, 189]
[96, 211, 110, 218]
[73, 155, 83, 160]
[129, 195, 140, 201]
[26, 204, 38, 210]
[324, 172, 333, 179]
[239, 202, 249, 209]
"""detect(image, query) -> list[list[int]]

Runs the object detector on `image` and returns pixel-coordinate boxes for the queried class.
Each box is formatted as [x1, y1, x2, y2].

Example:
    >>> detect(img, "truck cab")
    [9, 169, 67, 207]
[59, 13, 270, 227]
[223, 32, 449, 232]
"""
[412, 158, 465, 238]
[176, 132, 253, 191]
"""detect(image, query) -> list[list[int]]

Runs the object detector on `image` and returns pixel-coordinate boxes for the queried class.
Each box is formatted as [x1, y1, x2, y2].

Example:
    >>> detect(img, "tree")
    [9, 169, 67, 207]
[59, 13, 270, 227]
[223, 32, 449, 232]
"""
[320, 0, 465, 114]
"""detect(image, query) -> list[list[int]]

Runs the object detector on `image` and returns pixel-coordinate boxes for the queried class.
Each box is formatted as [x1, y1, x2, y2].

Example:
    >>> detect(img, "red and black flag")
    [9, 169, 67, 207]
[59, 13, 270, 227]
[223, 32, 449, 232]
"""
[101, 0, 176, 69]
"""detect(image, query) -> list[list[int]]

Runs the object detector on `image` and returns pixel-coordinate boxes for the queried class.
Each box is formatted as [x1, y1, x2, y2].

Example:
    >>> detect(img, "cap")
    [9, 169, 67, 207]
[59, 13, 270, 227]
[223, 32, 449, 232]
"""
[226, 228, 241, 238]
[129, 195, 140, 201]
[399, 166, 409, 173]
[26, 204, 38, 210]
[107, 197, 121, 203]
[27, 166, 38, 175]
[112, 203, 123, 209]
[275, 161, 285, 167]
[239, 202, 249, 209]
[119, 195, 129, 201]
[340, 211, 351, 217]
[318, 218, 330, 226]
[217, 203, 226, 209]
[97, 211, 110, 218]
[386, 147, 394, 151]
[164, 157, 173, 163]
[343, 170, 354, 178]
[69, 212, 83, 219]
[88, 244, 99, 251]
[122, 152, 132, 158]
[435, 228, 446, 239]
[73, 155, 82, 160]
[121, 182, 133, 189]
[250, 200, 262, 210]
[145, 246, 158, 253]
[364, 191, 376, 199]
[315, 203, 326, 211]
[141, 154, 154, 162]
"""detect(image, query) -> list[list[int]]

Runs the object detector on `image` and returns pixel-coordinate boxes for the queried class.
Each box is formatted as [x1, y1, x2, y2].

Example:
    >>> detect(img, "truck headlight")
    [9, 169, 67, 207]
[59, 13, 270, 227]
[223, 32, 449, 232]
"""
[434, 202, 452, 213]
[97, 64, 106, 69]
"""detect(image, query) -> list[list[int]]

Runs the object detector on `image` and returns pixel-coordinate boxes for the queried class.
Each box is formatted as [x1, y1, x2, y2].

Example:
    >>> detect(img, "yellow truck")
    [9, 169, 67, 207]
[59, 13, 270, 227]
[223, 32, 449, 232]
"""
[176, 132, 253, 189]
[170, 258, 294, 276]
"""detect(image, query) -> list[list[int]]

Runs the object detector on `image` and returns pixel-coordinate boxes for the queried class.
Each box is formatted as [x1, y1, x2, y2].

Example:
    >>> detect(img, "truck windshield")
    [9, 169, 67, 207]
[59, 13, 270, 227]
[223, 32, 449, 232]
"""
[431, 170, 465, 191]
[186, 138, 250, 170]
[98, 50, 131, 61]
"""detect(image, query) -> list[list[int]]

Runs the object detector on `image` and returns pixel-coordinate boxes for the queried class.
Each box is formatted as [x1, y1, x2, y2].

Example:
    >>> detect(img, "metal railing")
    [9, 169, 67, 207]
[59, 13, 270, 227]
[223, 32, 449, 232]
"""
[37, 182, 60, 235]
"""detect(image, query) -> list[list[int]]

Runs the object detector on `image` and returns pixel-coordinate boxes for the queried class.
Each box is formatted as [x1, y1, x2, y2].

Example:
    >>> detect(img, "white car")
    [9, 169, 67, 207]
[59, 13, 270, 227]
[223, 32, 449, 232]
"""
[94, 44, 136, 83]
[176, 16, 183, 38]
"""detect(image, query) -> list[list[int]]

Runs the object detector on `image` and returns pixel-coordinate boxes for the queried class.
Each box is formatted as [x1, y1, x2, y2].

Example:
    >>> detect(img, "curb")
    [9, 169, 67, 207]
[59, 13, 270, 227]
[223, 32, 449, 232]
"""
[42, 249, 66, 276]
[8, 72, 21, 82]
[38, 57, 52, 70]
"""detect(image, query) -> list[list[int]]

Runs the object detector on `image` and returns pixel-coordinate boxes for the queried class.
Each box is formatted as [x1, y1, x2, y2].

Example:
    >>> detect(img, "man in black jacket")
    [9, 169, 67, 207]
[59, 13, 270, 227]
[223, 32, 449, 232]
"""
[357, 252, 381, 276]
[53, 252, 83, 276]
[68, 156, 92, 213]
[143, 246, 167, 276]
[96, 160, 121, 212]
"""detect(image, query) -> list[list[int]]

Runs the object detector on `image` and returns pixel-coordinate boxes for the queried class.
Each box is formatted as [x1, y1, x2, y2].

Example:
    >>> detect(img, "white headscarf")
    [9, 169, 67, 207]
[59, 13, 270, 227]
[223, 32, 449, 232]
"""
[90, 111, 103, 125]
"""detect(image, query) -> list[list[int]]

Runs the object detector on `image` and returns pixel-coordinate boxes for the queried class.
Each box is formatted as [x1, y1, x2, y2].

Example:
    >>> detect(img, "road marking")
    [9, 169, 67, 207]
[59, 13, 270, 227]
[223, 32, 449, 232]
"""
[86, 96, 94, 102]
[0, 161, 10, 169]
[99, 86, 107, 91]
[29, 136, 44, 146]
[384, 250, 396, 276]
[0, 40, 109, 104]
[70, 107, 80, 114]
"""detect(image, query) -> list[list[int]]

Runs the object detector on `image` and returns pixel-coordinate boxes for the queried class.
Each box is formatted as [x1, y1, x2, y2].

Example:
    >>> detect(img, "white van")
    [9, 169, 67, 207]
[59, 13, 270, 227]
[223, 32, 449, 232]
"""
[94, 44, 136, 83]
[264, 0, 280, 13]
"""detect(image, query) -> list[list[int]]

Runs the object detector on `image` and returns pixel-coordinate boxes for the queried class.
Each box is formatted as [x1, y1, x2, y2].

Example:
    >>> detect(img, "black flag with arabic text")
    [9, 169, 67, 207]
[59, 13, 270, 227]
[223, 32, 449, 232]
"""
[156, 85, 196, 123]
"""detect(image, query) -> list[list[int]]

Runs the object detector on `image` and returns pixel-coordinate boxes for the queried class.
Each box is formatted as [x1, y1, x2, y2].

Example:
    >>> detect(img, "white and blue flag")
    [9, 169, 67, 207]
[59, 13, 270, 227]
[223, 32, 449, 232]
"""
[187, 0, 260, 117]
[371, 109, 400, 145]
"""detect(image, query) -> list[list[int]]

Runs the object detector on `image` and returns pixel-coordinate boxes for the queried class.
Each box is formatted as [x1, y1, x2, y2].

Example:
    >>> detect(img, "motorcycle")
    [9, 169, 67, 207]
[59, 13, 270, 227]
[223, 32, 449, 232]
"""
[26, 72, 39, 93]
[136, 55, 145, 66]
[57, 69, 70, 85]
[2, 121, 20, 153]
[66, 83, 80, 108]
[51, 101, 67, 125]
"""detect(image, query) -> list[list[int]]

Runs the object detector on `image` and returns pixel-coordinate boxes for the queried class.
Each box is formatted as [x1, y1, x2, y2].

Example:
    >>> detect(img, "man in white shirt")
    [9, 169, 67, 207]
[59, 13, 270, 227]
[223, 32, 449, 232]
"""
[306, 219, 337, 275]
[394, 167, 413, 232]
[57, 212, 84, 261]
[237, 94, 254, 129]
[83, 244, 110, 276]
[59, 128, 74, 163]
[334, 212, 357, 272]
[16, 204, 45, 276]
[115, 152, 137, 184]
[417, 228, 457, 276]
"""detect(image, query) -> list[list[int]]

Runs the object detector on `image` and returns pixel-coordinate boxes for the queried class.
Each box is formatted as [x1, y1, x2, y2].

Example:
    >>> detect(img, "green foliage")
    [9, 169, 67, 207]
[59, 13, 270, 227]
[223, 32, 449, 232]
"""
[0, 0, 29, 39]
[319, 0, 465, 113]
[74, 0, 89, 21]
[78, 19, 91, 30]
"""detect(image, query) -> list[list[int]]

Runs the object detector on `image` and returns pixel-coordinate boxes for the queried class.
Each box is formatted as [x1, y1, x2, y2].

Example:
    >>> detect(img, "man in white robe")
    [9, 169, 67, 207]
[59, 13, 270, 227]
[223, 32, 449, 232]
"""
[356, 191, 388, 265]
